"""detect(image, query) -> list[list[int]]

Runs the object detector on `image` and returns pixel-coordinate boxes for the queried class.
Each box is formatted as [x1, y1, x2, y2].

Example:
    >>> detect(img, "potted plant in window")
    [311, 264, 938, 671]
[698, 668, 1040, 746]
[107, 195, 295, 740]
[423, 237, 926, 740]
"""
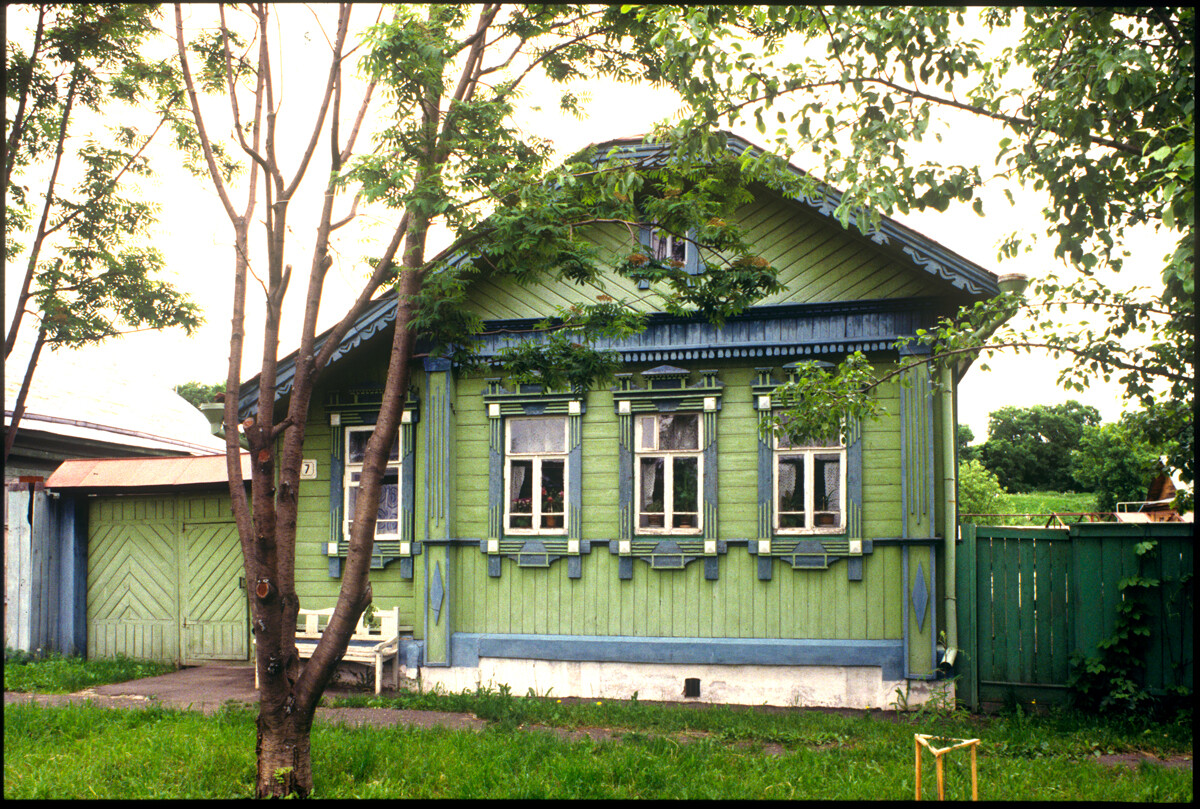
[541, 487, 564, 528]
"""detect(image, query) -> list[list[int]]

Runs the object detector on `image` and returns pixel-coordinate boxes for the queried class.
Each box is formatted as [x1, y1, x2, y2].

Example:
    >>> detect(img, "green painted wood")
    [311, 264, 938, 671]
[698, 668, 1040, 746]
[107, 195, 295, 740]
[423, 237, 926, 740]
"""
[1002, 537, 1023, 684]
[87, 505, 180, 663]
[183, 521, 248, 662]
[957, 524, 980, 710]
[969, 525, 1191, 702]
[1049, 538, 1071, 684]
[971, 535, 991, 684]
[1017, 538, 1036, 683]
[1032, 537, 1054, 683]
[1071, 535, 1105, 657]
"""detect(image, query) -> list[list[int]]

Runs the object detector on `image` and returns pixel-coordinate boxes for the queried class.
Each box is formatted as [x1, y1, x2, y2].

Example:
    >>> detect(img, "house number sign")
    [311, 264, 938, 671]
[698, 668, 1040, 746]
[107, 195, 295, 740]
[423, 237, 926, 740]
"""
[300, 459, 318, 480]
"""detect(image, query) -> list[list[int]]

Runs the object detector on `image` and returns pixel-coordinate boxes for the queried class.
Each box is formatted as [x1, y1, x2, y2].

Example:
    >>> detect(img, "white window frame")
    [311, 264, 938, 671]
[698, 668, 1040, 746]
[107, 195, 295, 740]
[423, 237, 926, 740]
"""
[634, 412, 704, 535]
[773, 428, 846, 535]
[343, 425, 402, 541]
[504, 416, 569, 536]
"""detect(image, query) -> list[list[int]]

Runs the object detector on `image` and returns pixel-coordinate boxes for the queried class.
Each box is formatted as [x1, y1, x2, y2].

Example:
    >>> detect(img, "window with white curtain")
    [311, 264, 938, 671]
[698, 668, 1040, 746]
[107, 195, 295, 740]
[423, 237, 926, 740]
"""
[505, 416, 568, 534]
[344, 426, 402, 540]
[773, 428, 845, 533]
[635, 412, 703, 533]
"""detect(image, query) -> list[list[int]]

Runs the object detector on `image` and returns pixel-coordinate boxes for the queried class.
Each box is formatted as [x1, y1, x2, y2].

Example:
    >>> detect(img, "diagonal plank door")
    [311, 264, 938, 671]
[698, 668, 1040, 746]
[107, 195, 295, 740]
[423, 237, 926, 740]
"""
[88, 520, 181, 662]
[183, 522, 248, 662]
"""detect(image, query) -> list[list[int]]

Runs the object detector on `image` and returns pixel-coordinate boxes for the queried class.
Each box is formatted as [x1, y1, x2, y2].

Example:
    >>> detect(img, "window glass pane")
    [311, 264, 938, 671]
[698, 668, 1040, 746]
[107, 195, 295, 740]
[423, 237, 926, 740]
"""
[659, 413, 699, 450]
[673, 456, 698, 513]
[378, 470, 399, 521]
[348, 431, 368, 464]
[347, 471, 361, 519]
[509, 418, 565, 453]
[638, 416, 656, 449]
[508, 459, 533, 529]
[347, 429, 400, 463]
[347, 471, 401, 535]
[814, 453, 842, 527]
[777, 455, 805, 528]
[540, 459, 564, 515]
[639, 456, 664, 527]
[671, 236, 686, 263]
[672, 454, 699, 529]
[650, 228, 687, 264]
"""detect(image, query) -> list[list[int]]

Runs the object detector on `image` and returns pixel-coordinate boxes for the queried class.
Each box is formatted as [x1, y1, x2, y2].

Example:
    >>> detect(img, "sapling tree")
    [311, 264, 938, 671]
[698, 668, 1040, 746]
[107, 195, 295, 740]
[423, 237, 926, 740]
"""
[4, 3, 202, 462]
[170, 3, 784, 796]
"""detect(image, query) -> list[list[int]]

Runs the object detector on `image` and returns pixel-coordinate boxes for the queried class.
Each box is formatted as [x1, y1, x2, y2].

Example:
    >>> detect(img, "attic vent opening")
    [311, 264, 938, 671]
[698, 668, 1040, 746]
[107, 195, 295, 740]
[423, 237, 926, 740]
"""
[683, 677, 701, 698]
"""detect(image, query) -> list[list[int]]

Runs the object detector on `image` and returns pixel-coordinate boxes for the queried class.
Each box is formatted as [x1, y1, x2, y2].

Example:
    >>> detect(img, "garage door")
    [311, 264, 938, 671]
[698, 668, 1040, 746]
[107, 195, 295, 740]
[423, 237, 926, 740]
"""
[87, 496, 248, 664]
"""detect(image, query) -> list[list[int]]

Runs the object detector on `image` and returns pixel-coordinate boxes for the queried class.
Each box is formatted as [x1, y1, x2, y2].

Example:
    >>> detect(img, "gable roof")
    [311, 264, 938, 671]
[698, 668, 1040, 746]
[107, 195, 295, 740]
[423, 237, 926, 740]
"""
[241, 131, 999, 416]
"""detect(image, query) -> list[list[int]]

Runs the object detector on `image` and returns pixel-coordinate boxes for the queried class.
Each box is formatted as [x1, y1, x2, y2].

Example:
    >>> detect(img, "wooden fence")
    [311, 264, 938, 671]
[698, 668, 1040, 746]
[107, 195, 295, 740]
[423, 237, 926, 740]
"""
[956, 522, 1193, 709]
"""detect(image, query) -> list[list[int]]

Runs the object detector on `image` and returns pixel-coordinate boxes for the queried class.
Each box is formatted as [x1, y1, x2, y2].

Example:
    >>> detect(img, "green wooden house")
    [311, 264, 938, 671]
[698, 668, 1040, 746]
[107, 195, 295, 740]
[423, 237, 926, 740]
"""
[47, 134, 1022, 707]
[234, 133, 1016, 707]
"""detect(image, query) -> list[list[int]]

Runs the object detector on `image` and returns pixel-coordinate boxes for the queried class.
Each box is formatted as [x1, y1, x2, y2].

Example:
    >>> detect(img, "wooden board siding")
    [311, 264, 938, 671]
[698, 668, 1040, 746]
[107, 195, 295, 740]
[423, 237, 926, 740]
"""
[449, 540, 904, 642]
[462, 195, 942, 321]
[448, 364, 910, 642]
[289, 365, 423, 634]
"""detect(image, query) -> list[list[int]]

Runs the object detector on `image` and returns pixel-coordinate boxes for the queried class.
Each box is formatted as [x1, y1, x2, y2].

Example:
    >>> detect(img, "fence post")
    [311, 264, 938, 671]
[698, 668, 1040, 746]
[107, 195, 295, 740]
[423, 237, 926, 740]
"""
[957, 522, 979, 710]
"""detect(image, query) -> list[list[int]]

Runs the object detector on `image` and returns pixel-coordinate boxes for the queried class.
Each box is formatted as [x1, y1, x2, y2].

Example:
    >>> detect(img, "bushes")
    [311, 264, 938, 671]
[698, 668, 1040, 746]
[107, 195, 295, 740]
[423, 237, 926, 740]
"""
[958, 459, 1005, 522]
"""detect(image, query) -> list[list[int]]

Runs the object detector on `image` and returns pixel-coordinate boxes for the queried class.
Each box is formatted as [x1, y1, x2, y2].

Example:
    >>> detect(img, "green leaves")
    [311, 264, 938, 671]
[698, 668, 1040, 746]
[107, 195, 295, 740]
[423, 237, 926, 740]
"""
[642, 6, 1193, 487]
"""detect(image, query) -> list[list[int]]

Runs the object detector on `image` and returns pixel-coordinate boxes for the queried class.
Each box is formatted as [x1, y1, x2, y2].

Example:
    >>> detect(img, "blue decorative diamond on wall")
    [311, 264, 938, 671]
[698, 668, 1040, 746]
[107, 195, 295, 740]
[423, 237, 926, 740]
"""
[431, 561, 445, 625]
[912, 561, 929, 632]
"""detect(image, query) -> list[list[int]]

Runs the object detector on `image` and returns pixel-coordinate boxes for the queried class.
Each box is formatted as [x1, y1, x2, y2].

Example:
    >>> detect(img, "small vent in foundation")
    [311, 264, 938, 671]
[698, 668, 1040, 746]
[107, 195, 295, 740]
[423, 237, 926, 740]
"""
[683, 678, 701, 698]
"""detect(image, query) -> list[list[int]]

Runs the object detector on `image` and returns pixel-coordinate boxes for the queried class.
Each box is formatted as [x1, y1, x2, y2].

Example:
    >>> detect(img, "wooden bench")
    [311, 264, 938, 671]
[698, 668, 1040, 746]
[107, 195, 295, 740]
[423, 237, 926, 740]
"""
[255, 607, 411, 694]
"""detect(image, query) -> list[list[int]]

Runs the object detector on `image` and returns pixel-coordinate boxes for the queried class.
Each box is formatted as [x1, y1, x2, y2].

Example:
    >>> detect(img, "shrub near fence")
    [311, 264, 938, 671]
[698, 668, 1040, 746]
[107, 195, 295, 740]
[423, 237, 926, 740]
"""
[956, 522, 1193, 710]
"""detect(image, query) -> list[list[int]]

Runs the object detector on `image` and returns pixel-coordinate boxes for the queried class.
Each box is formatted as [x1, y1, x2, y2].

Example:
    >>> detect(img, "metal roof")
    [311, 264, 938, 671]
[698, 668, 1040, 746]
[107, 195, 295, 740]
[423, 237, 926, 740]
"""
[46, 453, 252, 491]
[4, 347, 228, 455]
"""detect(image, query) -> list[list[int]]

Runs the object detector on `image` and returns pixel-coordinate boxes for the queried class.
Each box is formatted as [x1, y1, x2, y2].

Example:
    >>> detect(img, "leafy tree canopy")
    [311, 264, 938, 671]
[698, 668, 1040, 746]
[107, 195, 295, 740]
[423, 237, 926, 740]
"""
[635, 5, 1194, 485]
[1072, 410, 1182, 512]
[957, 458, 1005, 523]
[978, 401, 1100, 493]
[4, 3, 202, 461]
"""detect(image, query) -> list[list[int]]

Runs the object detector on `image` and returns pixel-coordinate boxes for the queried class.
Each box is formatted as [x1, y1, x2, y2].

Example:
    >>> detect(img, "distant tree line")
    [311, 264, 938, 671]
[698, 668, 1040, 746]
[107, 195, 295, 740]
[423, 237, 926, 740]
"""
[959, 401, 1182, 514]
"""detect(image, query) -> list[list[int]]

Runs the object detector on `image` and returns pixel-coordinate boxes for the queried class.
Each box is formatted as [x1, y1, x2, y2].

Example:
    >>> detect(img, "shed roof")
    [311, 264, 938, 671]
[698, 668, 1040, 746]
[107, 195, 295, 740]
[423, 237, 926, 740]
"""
[46, 453, 251, 491]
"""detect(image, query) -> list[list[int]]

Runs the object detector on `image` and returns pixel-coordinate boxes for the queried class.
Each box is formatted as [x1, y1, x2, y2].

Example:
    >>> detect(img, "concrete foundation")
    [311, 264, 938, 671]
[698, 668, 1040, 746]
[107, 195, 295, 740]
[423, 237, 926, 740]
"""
[416, 658, 949, 710]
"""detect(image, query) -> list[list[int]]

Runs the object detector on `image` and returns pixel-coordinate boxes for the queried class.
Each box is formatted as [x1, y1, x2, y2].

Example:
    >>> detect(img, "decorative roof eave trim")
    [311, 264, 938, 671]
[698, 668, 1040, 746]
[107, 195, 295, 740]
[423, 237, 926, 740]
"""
[241, 295, 940, 418]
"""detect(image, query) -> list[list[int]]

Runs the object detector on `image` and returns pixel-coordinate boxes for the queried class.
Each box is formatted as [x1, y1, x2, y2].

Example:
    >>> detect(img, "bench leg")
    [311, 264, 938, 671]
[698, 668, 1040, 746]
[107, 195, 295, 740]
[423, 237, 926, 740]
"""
[375, 656, 383, 695]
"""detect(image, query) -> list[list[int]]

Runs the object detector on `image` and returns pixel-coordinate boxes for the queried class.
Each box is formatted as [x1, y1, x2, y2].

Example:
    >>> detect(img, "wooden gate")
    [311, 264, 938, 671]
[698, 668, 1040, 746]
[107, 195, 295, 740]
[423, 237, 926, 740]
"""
[87, 496, 248, 664]
[956, 522, 1193, 709]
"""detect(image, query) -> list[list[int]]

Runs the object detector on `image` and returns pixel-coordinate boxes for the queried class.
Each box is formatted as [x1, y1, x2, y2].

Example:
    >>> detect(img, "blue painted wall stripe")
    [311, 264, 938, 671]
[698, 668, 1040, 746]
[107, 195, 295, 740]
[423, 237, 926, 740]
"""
[451, 633, 905, 680]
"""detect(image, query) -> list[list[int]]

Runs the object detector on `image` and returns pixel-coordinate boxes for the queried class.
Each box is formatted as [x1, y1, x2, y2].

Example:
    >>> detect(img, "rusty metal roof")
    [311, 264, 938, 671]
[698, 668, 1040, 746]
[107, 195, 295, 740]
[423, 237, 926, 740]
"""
[46, 453, 252, 491]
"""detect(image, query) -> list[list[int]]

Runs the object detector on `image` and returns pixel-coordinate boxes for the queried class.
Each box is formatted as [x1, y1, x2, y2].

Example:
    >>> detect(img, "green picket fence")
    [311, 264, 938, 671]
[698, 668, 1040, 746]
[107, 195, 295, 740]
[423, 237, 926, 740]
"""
[956, 522, 1193, 709]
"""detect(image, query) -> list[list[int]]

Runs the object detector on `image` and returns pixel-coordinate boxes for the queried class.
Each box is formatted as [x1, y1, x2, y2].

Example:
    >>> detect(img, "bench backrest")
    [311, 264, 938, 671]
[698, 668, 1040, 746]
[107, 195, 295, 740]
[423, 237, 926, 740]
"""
[296, 606, 401, 640]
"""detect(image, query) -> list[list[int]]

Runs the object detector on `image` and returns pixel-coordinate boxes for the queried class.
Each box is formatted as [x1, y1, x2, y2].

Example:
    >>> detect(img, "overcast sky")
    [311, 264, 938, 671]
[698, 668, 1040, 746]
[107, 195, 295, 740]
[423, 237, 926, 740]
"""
[4, 5, 1172, 442]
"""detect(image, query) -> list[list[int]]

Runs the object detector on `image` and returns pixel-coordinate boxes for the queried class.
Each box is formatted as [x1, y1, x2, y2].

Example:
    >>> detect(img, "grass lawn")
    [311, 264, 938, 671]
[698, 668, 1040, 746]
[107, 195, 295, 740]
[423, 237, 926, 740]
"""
[3, 650, 175, 694]
[3, 686, 1192, 800]
[980, 491, 1101, 525]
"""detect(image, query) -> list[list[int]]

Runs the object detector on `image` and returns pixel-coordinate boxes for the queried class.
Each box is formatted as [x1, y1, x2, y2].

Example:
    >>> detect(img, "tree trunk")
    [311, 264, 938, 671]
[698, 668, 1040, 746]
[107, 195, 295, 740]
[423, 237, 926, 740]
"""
[3, 326, 46, 463]
[255, 710, 314, 798]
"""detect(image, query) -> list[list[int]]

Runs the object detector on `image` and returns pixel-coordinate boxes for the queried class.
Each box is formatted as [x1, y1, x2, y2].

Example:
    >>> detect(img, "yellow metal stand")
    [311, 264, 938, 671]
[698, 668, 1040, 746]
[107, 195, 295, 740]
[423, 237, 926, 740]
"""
[914, 734, 979, 801]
